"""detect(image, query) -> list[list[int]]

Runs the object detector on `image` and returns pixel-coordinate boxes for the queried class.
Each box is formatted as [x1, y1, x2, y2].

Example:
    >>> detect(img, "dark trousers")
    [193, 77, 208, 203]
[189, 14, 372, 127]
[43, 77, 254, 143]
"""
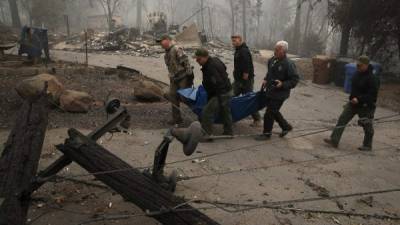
[263, 98, 291, 134]
[331, 103, 375, 147]
[169, 76, 192, 122]
[201, 91, 233, 135]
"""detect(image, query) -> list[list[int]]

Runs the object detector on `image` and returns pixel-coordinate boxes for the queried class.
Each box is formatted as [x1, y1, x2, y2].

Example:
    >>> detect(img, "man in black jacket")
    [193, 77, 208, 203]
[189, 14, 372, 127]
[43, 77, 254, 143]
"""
[255, 41, 299, 141]
[231, 35, 261, 127]
[194, 48, 233, 137]
[324, 56, 379, 151]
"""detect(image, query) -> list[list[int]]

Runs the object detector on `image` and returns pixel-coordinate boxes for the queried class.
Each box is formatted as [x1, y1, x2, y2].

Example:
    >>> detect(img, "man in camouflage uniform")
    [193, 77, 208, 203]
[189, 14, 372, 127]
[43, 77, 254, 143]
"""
[159, 35, 194, 125]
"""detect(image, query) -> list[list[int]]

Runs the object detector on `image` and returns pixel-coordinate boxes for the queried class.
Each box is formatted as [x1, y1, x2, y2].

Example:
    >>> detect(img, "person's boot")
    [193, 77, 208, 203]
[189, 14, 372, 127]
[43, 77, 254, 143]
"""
[250, 120, 262, 128]
[358, 146, 372, 151]
[323, 138, 338, 148]
[279, 125, 293, 138]
[254, 133, 271, 141]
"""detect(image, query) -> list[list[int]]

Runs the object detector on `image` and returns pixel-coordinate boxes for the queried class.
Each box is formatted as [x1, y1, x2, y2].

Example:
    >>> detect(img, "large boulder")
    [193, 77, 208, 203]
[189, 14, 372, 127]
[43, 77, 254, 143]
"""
[16, 73, 64, 103]
[60, 90, 94, 113]
[134, 80, 164, 102]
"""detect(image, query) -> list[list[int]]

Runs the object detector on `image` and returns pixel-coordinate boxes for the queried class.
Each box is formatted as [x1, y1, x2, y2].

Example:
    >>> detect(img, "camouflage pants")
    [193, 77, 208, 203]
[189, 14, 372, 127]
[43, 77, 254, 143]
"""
[233, 79, 261, 122]
[169, 76, 192, 123]
[201, 91, 233, 135]
[331, 103, 375, 148]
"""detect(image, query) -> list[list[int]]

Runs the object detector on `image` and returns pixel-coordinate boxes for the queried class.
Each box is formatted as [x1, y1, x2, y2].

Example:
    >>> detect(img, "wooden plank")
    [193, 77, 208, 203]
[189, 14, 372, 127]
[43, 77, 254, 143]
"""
[0, 90, 49, 225]
[59, 128, 220, 225]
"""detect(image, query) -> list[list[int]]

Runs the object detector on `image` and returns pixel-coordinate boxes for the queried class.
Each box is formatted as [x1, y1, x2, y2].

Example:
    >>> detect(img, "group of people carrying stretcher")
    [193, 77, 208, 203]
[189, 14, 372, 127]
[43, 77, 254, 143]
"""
[158, 34, 379, 152]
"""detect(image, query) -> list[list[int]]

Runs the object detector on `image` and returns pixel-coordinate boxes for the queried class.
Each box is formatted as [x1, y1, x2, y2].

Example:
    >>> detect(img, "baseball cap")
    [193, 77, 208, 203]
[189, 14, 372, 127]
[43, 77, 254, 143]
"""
[357, 55, 370, 65]
[193, 48, 209, 58]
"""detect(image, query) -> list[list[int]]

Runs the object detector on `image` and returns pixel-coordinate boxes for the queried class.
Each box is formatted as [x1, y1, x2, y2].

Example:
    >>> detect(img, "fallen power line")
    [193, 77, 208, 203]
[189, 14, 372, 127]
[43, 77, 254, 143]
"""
[44, 113, 400, 182]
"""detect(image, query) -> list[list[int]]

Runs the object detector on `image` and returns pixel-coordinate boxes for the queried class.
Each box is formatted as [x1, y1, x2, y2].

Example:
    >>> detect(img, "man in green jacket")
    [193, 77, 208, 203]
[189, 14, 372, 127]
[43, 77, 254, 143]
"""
[324, 56, 379, 151]
[194, 48, 233, 138]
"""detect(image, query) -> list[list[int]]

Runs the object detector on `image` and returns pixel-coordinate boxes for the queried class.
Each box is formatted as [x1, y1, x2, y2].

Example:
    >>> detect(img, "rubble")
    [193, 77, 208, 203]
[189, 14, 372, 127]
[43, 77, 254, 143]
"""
[53, 29, 166, 58]
[175, 23, 202, 49]
[0, 24, 18, 45]
[51, 23, 233, 59]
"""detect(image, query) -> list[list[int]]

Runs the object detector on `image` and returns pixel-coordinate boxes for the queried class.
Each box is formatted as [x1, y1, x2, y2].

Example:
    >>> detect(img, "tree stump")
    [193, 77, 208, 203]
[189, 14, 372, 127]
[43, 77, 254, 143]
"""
[58, 128, 220, 225]
[0, 89, 49, 225]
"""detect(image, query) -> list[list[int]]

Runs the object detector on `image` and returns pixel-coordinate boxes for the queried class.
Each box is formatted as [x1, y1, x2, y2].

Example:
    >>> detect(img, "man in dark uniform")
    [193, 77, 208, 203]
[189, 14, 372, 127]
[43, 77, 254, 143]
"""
[193, 48, 233, 138]
[324, 56, 379, 151]
[255, 41, 299, 141]
[231, 35, 261, 127]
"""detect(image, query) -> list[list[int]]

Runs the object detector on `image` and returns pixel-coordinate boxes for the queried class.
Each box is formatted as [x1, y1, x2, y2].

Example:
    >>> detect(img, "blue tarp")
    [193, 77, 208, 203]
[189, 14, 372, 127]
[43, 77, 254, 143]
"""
[178, 86, 267, 123]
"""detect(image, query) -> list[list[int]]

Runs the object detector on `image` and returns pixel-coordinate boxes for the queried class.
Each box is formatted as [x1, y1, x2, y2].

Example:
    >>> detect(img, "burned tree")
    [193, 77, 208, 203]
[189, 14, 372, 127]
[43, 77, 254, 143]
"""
[329, 0, 400, 59]
[97, 0, 121, 32]
[31, 0, 66, 30]
[7, 0, 21, 27]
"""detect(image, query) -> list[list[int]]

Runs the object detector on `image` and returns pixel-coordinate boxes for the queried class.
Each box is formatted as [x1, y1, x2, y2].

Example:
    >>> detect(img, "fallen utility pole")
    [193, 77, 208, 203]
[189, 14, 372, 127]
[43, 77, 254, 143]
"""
[0, 86, 49, 225]
[57, 128, 219, 225]
[33, 100, 219, 225]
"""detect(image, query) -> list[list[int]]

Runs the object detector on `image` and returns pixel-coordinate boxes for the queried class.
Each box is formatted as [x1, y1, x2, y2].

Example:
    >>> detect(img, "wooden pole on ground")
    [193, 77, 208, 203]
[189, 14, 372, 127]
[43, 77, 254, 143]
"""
[0, 86, 49, 225]
[58, 128, 220, 225]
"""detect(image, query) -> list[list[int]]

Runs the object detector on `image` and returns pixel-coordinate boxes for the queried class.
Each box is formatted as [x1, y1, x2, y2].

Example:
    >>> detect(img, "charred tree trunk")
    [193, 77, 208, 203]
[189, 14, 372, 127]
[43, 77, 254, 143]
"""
[303, 2, 312, 40]
[242, 0, 247, 40]
[292, 0, 302, 54]
[136, 0, 142, 34]
[0, 90, 49, 225]
[7, 0, 21, 28]
[58, 128, 220, 225]
[339, 23, 351, 56]
[228, 0, 235, 35]
[397, 30, 400, 58]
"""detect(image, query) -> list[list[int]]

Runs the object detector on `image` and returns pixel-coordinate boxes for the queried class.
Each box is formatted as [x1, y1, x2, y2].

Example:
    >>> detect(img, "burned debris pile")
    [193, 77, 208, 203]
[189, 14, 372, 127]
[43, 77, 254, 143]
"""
[52, 23, 237, 59]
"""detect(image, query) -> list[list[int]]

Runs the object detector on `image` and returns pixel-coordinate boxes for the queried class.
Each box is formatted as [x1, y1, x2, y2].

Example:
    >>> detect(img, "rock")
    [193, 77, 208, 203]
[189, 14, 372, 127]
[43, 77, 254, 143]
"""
[134, 80, 163, 102]
[16, 73, 64, 103]
[60, 90, 94, 113]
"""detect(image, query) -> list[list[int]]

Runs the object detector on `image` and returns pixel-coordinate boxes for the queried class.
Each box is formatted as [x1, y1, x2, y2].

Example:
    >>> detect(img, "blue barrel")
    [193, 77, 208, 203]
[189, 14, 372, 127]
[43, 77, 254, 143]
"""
[344, 63, 382, 93]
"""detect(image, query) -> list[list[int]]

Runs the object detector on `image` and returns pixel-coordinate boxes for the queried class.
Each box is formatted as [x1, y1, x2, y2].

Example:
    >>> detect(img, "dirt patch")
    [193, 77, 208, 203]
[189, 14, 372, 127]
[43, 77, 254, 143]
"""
[377, 83, 400, 112]
[0, 56, 194, 130]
